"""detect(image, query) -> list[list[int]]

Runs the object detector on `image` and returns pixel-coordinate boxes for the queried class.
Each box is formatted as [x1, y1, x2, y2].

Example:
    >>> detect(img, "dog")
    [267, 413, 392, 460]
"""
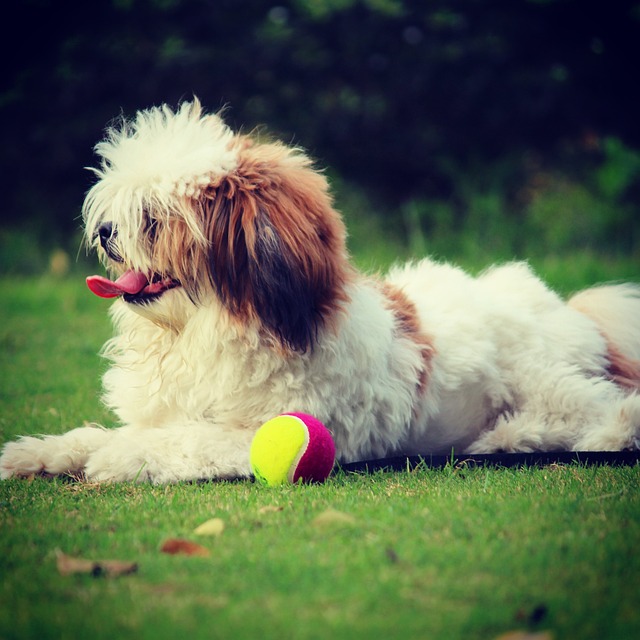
[2, 99, 640, 483]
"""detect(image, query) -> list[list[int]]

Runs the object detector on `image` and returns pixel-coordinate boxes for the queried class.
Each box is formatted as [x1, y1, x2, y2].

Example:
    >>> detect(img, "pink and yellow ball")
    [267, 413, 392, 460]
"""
[250, 413, 336, 486]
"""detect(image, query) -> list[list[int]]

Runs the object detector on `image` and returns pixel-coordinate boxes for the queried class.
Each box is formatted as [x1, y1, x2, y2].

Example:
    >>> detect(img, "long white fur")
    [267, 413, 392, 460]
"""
[1, 100, 639, 483]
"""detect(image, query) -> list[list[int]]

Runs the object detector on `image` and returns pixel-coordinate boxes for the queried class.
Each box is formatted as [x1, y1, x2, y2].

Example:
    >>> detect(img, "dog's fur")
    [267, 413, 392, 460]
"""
[2, 99, 640, 483]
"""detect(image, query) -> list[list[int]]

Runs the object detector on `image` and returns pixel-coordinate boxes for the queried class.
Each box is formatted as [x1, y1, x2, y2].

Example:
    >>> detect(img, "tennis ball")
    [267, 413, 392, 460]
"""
[250, 413, 336, 486]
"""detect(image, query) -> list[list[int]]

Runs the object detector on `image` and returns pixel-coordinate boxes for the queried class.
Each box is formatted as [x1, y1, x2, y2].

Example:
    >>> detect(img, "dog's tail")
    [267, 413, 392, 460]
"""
[569, 284, 640, 387]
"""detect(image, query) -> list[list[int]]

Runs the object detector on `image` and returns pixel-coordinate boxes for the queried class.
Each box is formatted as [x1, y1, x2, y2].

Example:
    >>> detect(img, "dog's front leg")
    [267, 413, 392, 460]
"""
[83, 423, 255, 483]
[0, 425, 113, 479]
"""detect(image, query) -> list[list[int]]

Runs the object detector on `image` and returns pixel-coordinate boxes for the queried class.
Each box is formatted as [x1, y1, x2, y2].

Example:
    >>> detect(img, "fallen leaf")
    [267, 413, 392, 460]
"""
[193, 518, 225, 537]
[55, 549, 138, 577]
[97, 559, 139, 577]
[258, 505, 284, 514]
[56, 550, 94, 575]
[311, 508, 357, 528]
[160, 538, 210, 557]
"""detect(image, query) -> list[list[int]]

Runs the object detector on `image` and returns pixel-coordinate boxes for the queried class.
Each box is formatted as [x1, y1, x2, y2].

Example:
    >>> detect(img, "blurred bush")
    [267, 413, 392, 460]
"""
[383, 136, 640, 264]
[1, 0, 638, 272]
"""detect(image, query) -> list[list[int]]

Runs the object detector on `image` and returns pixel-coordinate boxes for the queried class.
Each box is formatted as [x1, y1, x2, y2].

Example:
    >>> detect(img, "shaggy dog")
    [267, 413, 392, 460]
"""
[2, 99, 640, 483]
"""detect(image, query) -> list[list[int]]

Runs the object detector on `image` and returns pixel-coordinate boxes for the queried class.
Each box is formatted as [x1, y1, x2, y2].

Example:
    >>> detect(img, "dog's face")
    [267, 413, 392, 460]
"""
[83, 100, 350, 351]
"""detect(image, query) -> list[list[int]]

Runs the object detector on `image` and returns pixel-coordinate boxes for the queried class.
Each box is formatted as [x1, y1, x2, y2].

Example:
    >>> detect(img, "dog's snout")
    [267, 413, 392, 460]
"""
[98, 222, 114, 249]
[95, 222, 123, 262]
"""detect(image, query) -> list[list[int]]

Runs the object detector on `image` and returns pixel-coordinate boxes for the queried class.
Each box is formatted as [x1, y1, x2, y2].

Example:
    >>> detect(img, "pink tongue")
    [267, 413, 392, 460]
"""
[86, 271, 149, 298]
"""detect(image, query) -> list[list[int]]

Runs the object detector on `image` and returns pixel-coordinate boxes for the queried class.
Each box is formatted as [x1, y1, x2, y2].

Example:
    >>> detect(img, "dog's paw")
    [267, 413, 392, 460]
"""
[0, 426, 113, 480]
[575, 395, 640, 451]
[0, 436, 71, 479]
[84, 442, 155, 483]
[465, 414, 543, 455]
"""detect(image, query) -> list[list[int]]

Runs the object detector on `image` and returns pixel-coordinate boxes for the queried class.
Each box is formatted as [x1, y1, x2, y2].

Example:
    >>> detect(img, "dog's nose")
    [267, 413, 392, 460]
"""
[97, 222, 114, 250]
[96, 222, 123, 262]
[98, 222, 113, 246]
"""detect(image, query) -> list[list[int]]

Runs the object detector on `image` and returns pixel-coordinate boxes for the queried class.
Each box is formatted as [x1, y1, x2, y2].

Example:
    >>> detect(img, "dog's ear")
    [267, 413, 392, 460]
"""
[204, 144, 350, 352]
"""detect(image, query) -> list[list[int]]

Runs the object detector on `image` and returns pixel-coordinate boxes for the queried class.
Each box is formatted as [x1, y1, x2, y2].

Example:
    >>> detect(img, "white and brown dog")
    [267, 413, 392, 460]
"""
[2, 99, 640, 483]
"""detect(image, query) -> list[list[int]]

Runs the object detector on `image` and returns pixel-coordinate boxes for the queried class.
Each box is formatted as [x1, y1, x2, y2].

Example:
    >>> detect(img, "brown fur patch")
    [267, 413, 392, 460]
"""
[202, 138, 352, 352]
[606, 342, 640, 391]
[150, 204, 209, 294]
[379, 282, 435, 396]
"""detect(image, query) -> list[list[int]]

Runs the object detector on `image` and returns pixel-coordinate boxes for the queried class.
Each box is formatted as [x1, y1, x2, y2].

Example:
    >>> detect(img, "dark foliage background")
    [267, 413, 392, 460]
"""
[1, 0, 639, 271]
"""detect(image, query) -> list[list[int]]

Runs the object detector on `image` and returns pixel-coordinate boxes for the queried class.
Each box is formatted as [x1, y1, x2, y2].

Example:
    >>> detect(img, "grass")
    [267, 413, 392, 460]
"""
[1, 262, 640, 640]
[2, 465, 639, 639]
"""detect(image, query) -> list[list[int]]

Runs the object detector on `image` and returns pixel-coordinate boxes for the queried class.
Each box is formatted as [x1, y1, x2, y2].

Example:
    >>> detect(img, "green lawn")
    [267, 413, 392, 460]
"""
[1, 268, 639, 640]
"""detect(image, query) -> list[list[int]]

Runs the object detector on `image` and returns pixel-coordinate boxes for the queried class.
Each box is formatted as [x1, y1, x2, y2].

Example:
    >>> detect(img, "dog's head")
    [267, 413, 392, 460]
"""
[84, 99, 350, 352]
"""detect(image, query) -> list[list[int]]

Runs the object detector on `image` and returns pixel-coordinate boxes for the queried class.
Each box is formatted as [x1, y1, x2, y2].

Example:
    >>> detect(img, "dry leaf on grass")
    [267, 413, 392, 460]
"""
[258, 505, 284, 514]
[160, 538, 210, 557]
[55, 549, 138, 577]
[311, 508, 357, 528]
[193, 518, 225, 537]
